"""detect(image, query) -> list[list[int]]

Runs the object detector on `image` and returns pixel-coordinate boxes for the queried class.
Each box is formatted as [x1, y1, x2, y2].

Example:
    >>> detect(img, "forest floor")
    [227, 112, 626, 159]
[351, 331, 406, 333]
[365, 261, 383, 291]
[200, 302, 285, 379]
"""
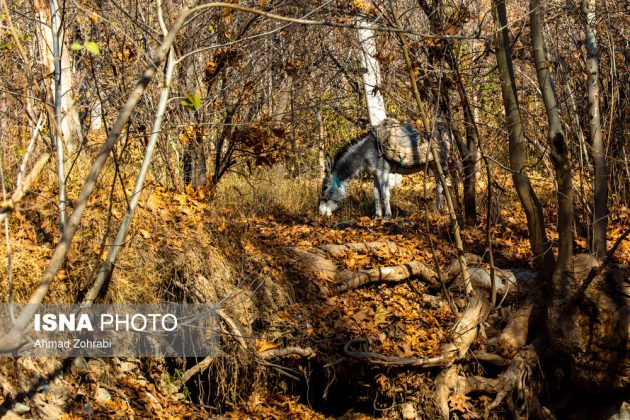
[0, 167, 628, 419]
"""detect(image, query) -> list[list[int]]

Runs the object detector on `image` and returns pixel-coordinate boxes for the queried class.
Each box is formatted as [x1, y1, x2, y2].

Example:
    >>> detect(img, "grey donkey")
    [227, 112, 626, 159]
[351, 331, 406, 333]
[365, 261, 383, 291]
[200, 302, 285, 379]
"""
[319, 127, 450, 219]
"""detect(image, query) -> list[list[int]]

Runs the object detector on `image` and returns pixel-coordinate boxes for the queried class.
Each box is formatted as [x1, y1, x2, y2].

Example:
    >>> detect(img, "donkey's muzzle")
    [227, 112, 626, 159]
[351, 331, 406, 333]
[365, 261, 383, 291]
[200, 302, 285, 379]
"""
[318, 200, 338, 217]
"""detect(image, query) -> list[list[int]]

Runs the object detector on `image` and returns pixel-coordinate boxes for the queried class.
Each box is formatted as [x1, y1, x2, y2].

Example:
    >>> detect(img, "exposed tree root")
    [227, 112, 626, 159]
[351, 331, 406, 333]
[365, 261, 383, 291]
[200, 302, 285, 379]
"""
[463, 267, 517, 295]
[171, 356, 214, 390]
[291, 244, 522, 299]
[290, 242, 549, 418]
[336, 260, 439, 292]
[345, 339, 506, 367]
[433, 294, 492, 418]
[442, 253, 482, 279]
[441, 294, 492, 362]
[466, 350, 508, 366]
[216, 308, 247, 350]
[344, 339, 448, 367]
[436, 346, 553, 418]
[288, 246, 441, 293]
[489, 303, 533, 352]
[257, 346, 316, 360]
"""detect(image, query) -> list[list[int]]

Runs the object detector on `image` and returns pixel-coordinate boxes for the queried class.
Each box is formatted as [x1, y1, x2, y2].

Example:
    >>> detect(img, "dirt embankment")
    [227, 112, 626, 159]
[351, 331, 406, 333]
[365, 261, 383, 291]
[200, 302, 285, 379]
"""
[2, 173, 629, 418]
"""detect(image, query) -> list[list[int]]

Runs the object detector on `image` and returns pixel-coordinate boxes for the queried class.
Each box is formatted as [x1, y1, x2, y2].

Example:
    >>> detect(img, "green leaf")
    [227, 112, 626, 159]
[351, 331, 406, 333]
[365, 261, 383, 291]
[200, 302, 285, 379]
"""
[181, 92, 201, 110]
[190, 92, 201, 110]
[71, 43, 83, 51]
[84, 42, 100, 55]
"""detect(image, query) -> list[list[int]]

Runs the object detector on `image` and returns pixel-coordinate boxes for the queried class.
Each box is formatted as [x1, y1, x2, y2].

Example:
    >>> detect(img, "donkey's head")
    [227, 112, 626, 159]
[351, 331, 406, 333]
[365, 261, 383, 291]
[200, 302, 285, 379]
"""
[319, 156, 345, 217]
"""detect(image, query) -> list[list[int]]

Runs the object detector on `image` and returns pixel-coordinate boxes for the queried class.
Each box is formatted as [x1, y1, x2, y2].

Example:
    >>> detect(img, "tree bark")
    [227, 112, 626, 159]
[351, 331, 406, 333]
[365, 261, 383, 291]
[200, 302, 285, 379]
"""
[183, 124, 207, 189]
[582, 0, 608, 258]
[491, 0, 555, 277]
[529, 0, 573, 297]
[451, 121, 477, 225]
[456, 77, 480, 226]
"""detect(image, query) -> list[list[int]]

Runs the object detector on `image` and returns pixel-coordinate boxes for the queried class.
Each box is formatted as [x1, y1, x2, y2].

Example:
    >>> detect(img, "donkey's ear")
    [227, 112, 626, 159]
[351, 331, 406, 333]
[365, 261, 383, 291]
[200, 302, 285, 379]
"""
[325, 155, 332, 173]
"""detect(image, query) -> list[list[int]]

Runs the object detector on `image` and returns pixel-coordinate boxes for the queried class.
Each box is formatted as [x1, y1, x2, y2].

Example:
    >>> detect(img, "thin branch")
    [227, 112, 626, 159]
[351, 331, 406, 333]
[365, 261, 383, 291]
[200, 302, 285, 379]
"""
[171, 356, 214, 389]
[17, 114, 44, 188]
[189, 2, 485, 41]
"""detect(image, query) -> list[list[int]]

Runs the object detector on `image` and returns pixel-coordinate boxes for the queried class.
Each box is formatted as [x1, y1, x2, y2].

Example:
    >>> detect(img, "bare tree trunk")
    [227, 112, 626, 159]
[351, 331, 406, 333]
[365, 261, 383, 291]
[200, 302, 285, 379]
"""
[492, 0, 555, 277]
[529, 0, 573, 295]
[417, 0, 478, 225]
[357, 20, 387, 126]
[48, 0, 66, 232]
[457, 82, 480, 226]
[390, 7, 472, 296]
[448, 101, 477, 225]
[582, 0, 608, 258]
[35, 0, 82, 152]
[183, 124, 207, 189]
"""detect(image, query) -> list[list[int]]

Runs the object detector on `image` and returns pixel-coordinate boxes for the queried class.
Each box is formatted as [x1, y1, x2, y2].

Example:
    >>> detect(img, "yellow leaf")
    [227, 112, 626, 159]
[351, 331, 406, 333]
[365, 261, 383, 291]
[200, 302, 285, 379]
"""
[374, 305, 391, 325]
[352, 0, 376, 14]
[255, 340, 279, 353]
[449, 394, 471, 413]
[174, 193, 187, 206]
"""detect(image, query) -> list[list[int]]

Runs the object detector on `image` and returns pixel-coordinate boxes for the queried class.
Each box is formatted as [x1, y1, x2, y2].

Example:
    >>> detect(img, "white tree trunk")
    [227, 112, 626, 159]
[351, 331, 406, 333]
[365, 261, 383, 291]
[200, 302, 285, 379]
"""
[35, 0, 82, 152]
[358, 20, 387, 126]
[89, 99, 103, 132]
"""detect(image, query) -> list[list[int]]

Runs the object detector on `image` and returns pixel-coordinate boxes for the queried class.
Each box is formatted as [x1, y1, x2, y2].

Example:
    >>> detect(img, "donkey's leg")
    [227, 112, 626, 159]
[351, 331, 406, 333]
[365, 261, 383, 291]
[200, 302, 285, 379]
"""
[432, 161, 444, 211]
[382, 172, 392, 219]
[373, 176, 383, 218]
[377, 159, 392, 219]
